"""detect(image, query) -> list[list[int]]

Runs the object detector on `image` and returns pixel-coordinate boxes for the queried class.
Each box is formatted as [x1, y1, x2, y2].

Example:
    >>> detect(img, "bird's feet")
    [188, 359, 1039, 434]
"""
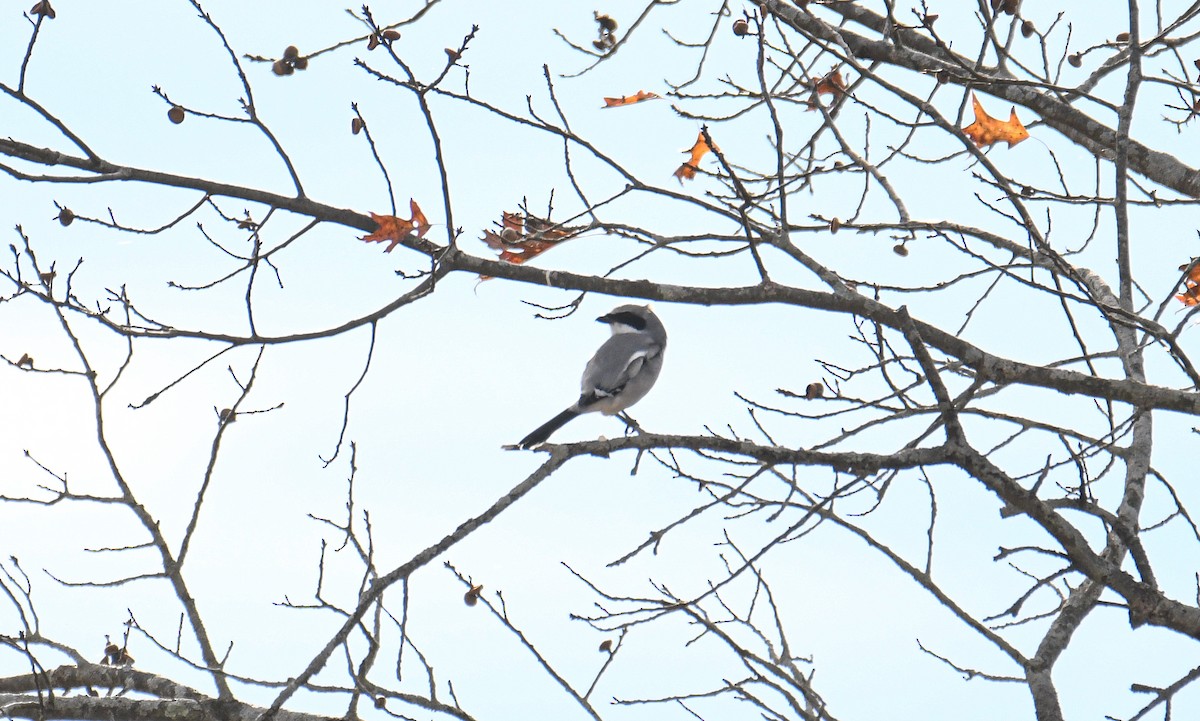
[617, 412, 645, 436]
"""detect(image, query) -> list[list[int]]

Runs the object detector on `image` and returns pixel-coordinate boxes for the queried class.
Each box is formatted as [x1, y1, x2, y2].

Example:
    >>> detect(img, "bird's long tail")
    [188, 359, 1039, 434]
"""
[517, 408, 579, 449]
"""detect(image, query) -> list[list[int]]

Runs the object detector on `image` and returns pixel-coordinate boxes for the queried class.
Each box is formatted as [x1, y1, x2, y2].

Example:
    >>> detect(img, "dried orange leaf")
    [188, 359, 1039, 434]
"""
[409, 199, 430, 237]
[673, 131, 716, 183]
[501, 211, 524, 232]
[478, 210, 580, 279]
[480, 230, 506, 252]
[499, 240, 557, 265]
[361, 199, 430, 253]
[1177, 288, 1200, 306]
[805, 69, 847, 110]
[1176, 261, 1200, 305]
[363, 214, 414, 252]
[962, 93, 1029, 148]
[524, 216, 569, 240]
[602, 90, 661, 108]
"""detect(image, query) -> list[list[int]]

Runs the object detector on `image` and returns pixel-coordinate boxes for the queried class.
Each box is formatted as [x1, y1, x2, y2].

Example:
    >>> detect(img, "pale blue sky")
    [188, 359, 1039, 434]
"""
[3, 2, 1200, 720]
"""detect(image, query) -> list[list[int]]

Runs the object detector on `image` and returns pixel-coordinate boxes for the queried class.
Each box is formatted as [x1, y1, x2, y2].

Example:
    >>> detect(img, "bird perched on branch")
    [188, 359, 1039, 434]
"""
[516, 304, 667, 449]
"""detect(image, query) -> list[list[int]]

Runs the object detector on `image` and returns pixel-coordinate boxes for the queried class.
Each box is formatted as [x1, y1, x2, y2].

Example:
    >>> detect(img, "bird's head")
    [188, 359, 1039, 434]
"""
[597, 304, 666, 343]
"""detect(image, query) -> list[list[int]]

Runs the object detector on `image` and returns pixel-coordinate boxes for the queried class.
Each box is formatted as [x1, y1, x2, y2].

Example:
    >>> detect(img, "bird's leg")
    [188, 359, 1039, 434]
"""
[617, 412, 644, 436]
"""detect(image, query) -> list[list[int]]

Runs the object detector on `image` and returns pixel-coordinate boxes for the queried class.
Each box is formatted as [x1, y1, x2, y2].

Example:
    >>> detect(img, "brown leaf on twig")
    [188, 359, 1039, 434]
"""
[602, 90, 660, 108]
[962, 93, 1029, 148]
[805, 69, 847, 110]
[1176, 262, 1200, 306]
[479, 210, 578, 273]
[593, 11, 618, 52]
[674, 132, 716, 182]
[361, 200, 432, 253]
[272, 47, 307, 75]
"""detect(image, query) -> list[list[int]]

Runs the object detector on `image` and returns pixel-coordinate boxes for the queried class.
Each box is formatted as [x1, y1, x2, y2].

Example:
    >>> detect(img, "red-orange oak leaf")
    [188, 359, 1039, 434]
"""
[409, 200, 429, 234]
[501, 211, 523, 232]
[673, 131, 717, 182]
[962, 94, 1029, 148]
[361, 199, 431, 253]
[1176, 262, 1200, 306]
[804, 69, 847, 110]
[602, 90, 661, 108]
[479, 211, 576, 273]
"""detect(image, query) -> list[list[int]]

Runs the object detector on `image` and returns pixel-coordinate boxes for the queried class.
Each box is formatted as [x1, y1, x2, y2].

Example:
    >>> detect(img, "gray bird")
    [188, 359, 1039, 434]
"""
[516, 304, 667, 449]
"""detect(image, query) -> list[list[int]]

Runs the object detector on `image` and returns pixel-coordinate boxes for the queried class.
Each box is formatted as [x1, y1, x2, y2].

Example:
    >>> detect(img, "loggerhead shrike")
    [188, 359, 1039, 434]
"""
[516, 304, 667, 449]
